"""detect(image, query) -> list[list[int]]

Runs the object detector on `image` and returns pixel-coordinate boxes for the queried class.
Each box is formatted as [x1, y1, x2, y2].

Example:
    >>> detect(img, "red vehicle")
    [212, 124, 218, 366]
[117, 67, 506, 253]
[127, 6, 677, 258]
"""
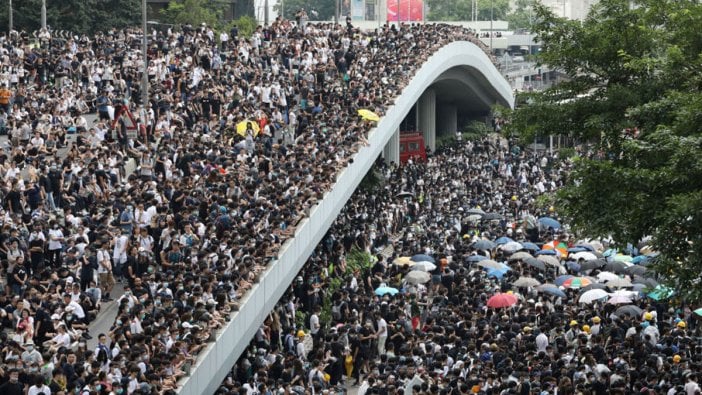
[399, 132, 427, 164]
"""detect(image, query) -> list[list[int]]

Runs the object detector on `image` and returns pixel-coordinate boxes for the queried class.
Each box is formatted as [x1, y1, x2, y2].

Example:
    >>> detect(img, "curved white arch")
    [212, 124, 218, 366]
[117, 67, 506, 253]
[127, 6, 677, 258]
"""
[176, 41, 512, 395]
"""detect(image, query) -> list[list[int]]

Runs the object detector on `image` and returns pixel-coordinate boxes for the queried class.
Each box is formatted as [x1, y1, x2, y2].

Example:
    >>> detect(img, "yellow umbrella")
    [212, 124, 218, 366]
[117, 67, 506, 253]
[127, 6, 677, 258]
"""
[358, 109, 380, 122]
[393, 256, 412, 266]
[236, 120, 260, 137]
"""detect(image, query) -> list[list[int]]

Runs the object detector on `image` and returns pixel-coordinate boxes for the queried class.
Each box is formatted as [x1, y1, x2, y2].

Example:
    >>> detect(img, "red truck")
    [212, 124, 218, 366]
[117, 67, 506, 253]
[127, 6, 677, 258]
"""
[399, 132, 428, 164]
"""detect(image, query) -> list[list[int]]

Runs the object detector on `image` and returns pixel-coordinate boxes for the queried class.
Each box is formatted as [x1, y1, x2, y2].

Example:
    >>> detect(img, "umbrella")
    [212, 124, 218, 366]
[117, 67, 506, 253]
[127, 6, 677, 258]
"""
[405, 271, 431, 284]
[571, 251, 598, 261]
[554, 275, 574, 286]
[562, 277, 593, 289]
[580, 283, 608, 292]
[612, 254, 634, 263]
[521, 242, 540, 251]
[610, 289, 637, 298]
[375, 285, 399, 296]
[625, 265, 649, 276]
[537, 255, 561, 267]
[411, 254, 435, 263]
[236, 120, 261, 137]
[411, 261, 437, 272]
[632, 276, 658, 288]
[513, 276, 541, 288]
[596, 272, 620, 283]
[465, 208, 486, 216]
[393, 256, 412, 266]
[482, 213, 504, 221]
[495, 237, 515, 245]
[536, 249, 557, 256]
[467, 255, 489, 263]
[487, 268, 508, 279]
[487, 293, 519, 308]
[358, 109, 380, 122]
[567, 247, 588, 253]
[579, 259, 607, 271]
[538, 217, 561, 230]
[647, 285, 674, 301]
[501, 241, 524, 253]
[694, 307, 702, 316]
[472, 240, 497, 250]
[566, 261, 581, 272]
[524, 257, 546, 271]
[395, 191, 414, 198]
[606, 277, 633, 288]
[579, 289, 609, 304]
[614, 304, 643, 318]
[537, 284, 567, 298]
[607, 295, 633, 305]
[509, 251, 533, 262]
[477, 260, 506, 270]
[604, 260, 630, 274]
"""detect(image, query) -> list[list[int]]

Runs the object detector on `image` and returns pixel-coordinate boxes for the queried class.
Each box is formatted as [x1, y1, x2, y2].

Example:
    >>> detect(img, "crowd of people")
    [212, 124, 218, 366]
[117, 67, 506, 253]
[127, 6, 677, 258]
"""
[222, 135, 701, 395]
[0, 16, 501, 395]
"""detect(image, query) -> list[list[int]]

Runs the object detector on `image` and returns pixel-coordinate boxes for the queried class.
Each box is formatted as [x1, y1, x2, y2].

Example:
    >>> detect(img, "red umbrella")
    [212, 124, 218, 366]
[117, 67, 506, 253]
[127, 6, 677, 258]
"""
[487, 293, 519, 308]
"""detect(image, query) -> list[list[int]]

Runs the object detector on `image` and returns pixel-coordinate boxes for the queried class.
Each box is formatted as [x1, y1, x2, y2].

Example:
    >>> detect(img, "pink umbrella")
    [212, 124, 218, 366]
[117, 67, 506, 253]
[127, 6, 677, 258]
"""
[607, 295, 633, 305]
[487, 293, 519, 308]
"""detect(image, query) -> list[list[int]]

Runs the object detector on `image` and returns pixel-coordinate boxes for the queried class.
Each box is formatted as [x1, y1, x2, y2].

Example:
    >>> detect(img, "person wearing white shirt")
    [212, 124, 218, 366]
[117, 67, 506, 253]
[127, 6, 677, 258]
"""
[27, 376, 51, 395]
[535, 329, 549, 353]
[375, 312, 388, 355]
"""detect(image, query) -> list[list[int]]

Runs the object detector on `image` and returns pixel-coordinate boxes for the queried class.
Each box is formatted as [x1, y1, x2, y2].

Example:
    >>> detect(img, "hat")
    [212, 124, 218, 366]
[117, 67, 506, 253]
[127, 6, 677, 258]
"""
[673, 355, 681, 363]
[523, 326, 532, 332]
[644, 312, 653, 321]
[582, 325, 590, 333]
[592, 316, 601, 324]
[677, 321, 686, 329]
[569, 320, 578, 326]
[51, 314, 61, 320]
[297, 330, 305, 338]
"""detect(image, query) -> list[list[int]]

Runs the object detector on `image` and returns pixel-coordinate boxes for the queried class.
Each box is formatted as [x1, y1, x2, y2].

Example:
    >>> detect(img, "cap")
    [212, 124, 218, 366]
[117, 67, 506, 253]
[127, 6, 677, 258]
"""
[51, 314, 61, 320]
[677, 321, 686, 329]
[297, 330, 305, 338]
[523, 326, 532, 332]
[644, 312, 653, 321]
[592, 316, 601, 324]
[673, 355, 681, 363]
[569, 320, 578, 326]
[582, 325, 590, 333]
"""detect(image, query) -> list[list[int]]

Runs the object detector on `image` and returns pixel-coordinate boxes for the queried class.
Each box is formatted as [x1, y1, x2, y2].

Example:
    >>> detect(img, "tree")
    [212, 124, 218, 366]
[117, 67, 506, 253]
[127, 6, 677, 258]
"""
[506, 0, 702, 301]
[160, 0, 227, 28]
[272, 0, 335, 21]
[506, 0, 535, 30]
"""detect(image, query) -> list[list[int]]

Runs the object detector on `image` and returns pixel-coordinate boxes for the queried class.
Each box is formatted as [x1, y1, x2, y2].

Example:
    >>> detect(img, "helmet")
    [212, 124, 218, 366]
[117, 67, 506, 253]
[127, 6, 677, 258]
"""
[511, 196, 518, 201]
[297, 330, 305, 338]
[677, 321, 686, 329]
[644, 312, 653, 321]
[569, 320, 578, 327]
[592, 316, 601, 324]
[582, 325, 590, 333]
[523, 326, 532, 332]
[673, 355, 681, 363]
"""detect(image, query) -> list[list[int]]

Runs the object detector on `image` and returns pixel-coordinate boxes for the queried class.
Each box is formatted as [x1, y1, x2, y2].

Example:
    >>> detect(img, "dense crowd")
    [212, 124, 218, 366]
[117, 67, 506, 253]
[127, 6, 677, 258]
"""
[0, 17, 499, 395]
[223, 136, 701, 395]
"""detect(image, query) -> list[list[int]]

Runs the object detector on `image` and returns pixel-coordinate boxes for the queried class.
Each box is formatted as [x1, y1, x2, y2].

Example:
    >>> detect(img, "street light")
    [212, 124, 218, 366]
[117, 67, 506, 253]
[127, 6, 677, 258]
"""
[490, 0, 493, 50]
[8, 0, 12, 33]
[142, 0, 148, 109]
[41, 0, 46, 30]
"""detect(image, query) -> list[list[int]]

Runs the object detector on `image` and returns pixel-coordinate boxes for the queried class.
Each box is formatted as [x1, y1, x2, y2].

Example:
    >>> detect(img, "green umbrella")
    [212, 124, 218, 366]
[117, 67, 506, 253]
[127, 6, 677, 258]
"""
[647, 285, 675, 301]
[694, 307, 702, 316]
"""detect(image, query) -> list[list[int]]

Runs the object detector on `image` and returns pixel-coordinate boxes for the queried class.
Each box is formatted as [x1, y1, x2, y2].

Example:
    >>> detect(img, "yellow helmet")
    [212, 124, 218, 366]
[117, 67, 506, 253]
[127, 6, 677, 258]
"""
[592, 316, 601, 324]
[644, 312, 653, 321]
[569, 320, 578, 326]
[677, 321, 686, 329]
[297, 330, 305, 338]
[582, 325, 590, 333]
[673, 355, 681, 363]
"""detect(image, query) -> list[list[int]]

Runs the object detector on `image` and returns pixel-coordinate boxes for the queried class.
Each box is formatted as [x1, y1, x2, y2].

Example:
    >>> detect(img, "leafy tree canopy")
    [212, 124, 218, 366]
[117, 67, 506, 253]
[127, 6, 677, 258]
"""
[506, 0, 702, 301]
[426, 0, 509, 22]
[273, 0, 335, 21]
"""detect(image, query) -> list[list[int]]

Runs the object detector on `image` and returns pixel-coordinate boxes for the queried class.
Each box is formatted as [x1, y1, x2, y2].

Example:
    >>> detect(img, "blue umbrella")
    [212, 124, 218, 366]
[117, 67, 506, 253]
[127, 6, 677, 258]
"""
[495, 237, 514, 245]
[375, 286, 399, 296]
[567, 247, 588, 253]
[566, 261, 582, 272]
[536, 249, 557, 256]
[487, 268, 508, 279]
[473, 240, 497, 250]
[631, 255, 649, 265]
[467, 255, 489, 263]
[575, 244, 595, 252]
[411, 254, 435, 263]
[521, 242, 540, 251]
[538, 217, 561, 230]
[537, 284, 567, 298]
[554, 275, 574, 286]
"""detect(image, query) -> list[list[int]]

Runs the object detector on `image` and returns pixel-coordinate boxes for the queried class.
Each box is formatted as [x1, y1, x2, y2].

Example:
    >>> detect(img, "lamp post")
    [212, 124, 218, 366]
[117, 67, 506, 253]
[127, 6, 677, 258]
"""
[8, 0, 12, 33]
[489, 0, 493, 50]
[41, 0, 46, 30]
[141, 0, 148, 108]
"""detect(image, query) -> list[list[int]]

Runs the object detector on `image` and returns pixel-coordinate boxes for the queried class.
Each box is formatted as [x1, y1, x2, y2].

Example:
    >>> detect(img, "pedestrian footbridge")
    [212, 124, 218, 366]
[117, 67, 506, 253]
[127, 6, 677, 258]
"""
[177, 41, 514, 395]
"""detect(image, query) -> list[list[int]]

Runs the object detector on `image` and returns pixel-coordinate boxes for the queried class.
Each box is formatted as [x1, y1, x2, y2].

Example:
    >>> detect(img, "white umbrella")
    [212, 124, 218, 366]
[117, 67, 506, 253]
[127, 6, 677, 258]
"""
[476, 260, 505, 270]
[579, 289, 610, 304]
[513, 276, 541, 288]
[501, 242, 524, 253]
[607, 295, 633, 305]
[537, 255, 561, 267]
[571, 251, 598, 261]
[411, 261, 437, 272]
[606, 277, 633, 288]
[405, 271, 431, 284]
[596, 271, 620, 283]
[509, 252, 533, 261]
[610, 289, 637, 298]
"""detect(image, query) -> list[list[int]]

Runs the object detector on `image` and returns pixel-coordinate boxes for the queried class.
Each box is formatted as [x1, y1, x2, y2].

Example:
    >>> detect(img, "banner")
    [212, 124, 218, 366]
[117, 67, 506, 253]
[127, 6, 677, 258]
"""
[387, 0, 424, 22]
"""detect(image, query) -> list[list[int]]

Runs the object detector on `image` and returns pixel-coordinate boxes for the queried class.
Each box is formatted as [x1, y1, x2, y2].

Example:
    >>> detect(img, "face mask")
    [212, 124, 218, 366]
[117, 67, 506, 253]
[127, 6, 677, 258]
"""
[116, 390, 123, 394]
[26, 346, 33, 351]
[95, 385, 102, 391]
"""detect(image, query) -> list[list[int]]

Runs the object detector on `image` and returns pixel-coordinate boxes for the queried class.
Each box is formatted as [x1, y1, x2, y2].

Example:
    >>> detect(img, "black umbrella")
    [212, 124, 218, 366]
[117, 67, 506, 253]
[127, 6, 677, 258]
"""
[625, 265, 649, 276]
[465, 208, 486, 216]
[579, 259, 607, 271]
[614, 305, 643, 318]
[580, 283, 608, 292]
[632, 276, 658, 288]
[395, 191, 414, 198]
[481, 212, 504, 221]
[604, 260, 629, 274]
[524, 257, 546, 271]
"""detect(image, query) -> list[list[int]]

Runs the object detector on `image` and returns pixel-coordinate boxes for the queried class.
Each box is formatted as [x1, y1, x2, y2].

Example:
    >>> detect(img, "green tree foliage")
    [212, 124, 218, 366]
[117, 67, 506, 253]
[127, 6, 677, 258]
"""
[273, 0, 335, 21]
[426, 0, 509, 22]
[507, 0, 702, 301]
[160, 0, 228, 28]
[506, 0, 535, 30]
[0, 0, 141, 33]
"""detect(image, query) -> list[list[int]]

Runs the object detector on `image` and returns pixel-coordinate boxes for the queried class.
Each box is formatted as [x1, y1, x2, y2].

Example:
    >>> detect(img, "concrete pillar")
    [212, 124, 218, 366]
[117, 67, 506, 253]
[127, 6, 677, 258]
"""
[418, 88, 436, 152]
[437, 105, 458, 135]
[383, 127, 400, 165]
